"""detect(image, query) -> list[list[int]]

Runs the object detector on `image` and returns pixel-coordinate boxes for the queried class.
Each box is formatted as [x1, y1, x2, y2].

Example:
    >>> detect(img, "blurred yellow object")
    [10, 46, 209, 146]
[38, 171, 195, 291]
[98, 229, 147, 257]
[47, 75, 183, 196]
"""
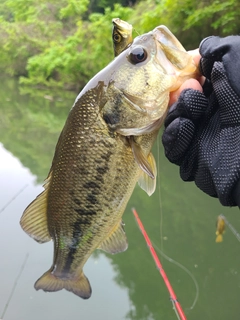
[216, 215, 225, 243]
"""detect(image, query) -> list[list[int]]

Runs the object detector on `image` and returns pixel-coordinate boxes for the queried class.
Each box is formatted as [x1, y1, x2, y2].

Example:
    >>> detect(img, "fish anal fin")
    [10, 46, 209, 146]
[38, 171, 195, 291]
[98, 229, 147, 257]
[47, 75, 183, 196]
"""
[98, 220, 128, 254]
[20, 172, 52, 243]
[129, 137, 156, 179]
[138, 153, 157, 196]
[34, 269, 92, 299]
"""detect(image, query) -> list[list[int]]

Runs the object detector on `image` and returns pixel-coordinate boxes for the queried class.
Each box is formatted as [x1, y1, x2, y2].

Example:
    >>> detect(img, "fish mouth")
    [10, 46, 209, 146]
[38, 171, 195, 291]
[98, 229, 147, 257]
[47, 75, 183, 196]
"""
[153, 25, 185, 52]
[153, 25, 191, 72]
[152, 27, 179, 76]
[112, 18, 133, 32]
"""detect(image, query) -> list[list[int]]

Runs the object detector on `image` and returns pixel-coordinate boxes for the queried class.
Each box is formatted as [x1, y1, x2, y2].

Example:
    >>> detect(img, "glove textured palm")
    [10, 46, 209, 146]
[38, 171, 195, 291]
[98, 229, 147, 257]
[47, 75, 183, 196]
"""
[162, 36, 240, 206]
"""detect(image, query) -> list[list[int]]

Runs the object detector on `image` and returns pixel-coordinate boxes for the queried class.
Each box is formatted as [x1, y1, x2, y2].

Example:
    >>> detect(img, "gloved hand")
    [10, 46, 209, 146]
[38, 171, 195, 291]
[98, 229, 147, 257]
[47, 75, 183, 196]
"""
[162, 35, 240, 206]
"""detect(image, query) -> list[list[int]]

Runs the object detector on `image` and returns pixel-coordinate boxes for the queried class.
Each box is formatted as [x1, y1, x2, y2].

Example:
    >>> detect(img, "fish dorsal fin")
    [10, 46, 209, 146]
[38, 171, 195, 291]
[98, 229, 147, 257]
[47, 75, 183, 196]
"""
[20, 172, 52, 243]
[98, 220, 128, 254]
[138, 152, 157, 196]
[129, 137, 156, 179]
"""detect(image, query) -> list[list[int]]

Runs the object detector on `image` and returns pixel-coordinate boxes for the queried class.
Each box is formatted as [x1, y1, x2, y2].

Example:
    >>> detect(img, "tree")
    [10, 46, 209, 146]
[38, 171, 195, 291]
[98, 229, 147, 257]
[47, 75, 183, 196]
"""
[1, 0, 240, 90]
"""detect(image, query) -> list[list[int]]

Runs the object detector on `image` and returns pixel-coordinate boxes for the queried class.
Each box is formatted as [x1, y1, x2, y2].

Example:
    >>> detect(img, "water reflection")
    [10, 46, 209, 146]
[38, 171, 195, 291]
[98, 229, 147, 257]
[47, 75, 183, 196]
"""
[0, 77, 240, 320]
[0, 144, 131, 320]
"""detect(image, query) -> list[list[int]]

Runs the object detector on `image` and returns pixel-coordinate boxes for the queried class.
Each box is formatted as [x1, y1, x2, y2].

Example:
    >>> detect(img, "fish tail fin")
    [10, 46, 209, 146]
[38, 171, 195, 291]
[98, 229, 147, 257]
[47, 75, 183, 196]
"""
[65, 272, 92, 299]
[34, 270, 92, 299]
[216, 234, 223, 243]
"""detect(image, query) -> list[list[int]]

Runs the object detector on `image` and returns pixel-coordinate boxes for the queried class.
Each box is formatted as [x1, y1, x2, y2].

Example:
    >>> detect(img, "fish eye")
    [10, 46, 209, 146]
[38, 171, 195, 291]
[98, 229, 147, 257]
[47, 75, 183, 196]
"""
[113, 33, 121, 43]
[129, 46, 147, 64]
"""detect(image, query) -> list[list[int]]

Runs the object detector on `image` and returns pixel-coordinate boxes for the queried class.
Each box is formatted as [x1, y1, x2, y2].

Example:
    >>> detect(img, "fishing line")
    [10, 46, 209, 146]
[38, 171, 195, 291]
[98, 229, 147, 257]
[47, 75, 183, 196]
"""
[0, 184, 28, 215]
[133, 28, 140, 36]
[171, 301, 181, 320]
[152, 240, 199, 310]
[155, 137, 199, 310]
[220, 214, 240, 243]
[156, 136, 164, 252]
[0, 253, 29, 319]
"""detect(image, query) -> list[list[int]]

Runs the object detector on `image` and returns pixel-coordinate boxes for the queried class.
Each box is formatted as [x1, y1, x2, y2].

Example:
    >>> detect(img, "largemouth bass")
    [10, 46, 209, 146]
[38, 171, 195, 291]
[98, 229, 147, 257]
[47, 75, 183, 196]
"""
[112, 18, 133, 56]
[20, 25, 198, 299]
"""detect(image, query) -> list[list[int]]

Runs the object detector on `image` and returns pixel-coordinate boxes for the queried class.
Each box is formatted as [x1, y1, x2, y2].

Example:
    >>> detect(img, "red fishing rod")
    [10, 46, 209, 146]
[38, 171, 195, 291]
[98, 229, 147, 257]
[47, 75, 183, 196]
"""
[132, 208, 187, 320]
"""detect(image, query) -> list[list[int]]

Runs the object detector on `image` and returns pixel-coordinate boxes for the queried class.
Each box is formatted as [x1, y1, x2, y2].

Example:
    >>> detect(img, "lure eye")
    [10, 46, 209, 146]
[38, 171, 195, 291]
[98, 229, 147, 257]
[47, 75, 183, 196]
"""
[129, 46, 147, 64]
[113, 33, 121, 43]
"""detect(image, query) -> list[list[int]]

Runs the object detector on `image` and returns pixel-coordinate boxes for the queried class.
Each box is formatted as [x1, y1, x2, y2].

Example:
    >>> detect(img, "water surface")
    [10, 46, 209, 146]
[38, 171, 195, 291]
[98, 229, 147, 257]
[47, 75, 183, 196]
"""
[0, 77, 240, 320]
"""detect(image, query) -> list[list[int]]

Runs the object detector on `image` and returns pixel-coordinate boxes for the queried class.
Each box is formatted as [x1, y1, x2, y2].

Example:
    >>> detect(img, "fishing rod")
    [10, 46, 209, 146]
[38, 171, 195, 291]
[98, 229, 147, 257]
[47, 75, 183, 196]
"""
[132, 208, 187, 320]
[151, 240, 199, 311]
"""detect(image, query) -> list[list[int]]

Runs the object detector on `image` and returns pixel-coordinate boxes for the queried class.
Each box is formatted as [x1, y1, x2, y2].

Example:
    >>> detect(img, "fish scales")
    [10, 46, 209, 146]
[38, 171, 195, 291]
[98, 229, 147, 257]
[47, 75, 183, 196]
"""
[20, 24, 198, 299]
[48, 87, 141, 274]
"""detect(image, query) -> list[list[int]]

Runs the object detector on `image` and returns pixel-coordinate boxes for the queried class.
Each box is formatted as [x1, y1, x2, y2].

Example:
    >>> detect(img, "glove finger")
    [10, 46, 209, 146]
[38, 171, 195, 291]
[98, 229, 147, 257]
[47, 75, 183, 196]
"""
[211, 62, 240, 125]
[164, 89, 208, 128]
[194, 125, 240, 206]
[200, 57, 214, 80]
[199, 36, 223, 79]
[232, 180, 240, 207]
[200, 35, 240, 97]
[200, 36, 228, 60]
[162, 117, 195, 165]
[202, 78, 213, 97]
[179, 143, 199, 182]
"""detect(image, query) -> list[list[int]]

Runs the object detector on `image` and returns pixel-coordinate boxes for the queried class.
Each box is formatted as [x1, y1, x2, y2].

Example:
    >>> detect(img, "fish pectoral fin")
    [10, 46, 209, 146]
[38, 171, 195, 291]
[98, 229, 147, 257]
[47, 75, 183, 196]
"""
[98, 220, 128, 254]
[20, 172, 52, 243]
[129, 137, 156, 179]
[34, 269, 92, 299]
[138, 153, 157, 196]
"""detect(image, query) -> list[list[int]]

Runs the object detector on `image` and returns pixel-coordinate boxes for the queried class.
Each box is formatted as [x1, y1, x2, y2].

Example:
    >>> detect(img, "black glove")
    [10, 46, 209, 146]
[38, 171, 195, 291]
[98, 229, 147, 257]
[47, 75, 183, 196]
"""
[162, 35, 240, 206]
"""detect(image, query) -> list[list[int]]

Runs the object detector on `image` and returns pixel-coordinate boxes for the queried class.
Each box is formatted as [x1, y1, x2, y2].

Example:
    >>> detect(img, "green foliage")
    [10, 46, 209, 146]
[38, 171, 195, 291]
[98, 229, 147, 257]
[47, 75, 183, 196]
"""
[0, 0, 65, 76]
[131, 0, 240, 50]
[0, 0, 240, 89]
[130, 0, 209, 49]
[20, 3, 133, 90]
[59, 0, 89, 19]
[88, 0, 137, 14]
[185, 0, 240, 35]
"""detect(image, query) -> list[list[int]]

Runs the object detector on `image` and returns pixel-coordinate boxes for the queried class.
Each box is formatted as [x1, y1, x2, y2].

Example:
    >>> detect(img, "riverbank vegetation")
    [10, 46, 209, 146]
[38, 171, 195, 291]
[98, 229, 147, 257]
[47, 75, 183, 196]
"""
[0, 0, 239, 91]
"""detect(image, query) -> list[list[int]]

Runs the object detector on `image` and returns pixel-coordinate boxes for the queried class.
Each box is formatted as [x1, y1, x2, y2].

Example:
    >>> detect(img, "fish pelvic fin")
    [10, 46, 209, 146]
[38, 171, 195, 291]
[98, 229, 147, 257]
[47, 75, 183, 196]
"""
[34, 269, 92, 299]
[20, 171, 53, 243]
[98, 220, 128, 254]
[129, 137, 157, 180]
[138, 152, 157, 196]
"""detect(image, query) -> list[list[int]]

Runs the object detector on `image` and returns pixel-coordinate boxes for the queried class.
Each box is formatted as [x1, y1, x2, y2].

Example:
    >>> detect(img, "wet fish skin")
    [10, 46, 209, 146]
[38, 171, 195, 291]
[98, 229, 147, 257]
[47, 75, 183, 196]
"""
[20, 25, 198, 299]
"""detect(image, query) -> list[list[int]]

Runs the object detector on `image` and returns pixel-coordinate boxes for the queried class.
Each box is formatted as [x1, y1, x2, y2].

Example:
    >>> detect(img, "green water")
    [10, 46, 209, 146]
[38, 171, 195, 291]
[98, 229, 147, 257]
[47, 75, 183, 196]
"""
[0, 77, 240, 320]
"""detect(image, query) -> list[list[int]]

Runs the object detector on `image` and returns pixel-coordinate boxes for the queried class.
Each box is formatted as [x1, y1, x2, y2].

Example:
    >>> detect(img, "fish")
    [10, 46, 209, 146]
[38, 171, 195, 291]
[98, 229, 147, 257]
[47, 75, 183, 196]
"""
[112, 18, 133, 57]
[216, 215, 225, 242]
[20, 25, 198, 299]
